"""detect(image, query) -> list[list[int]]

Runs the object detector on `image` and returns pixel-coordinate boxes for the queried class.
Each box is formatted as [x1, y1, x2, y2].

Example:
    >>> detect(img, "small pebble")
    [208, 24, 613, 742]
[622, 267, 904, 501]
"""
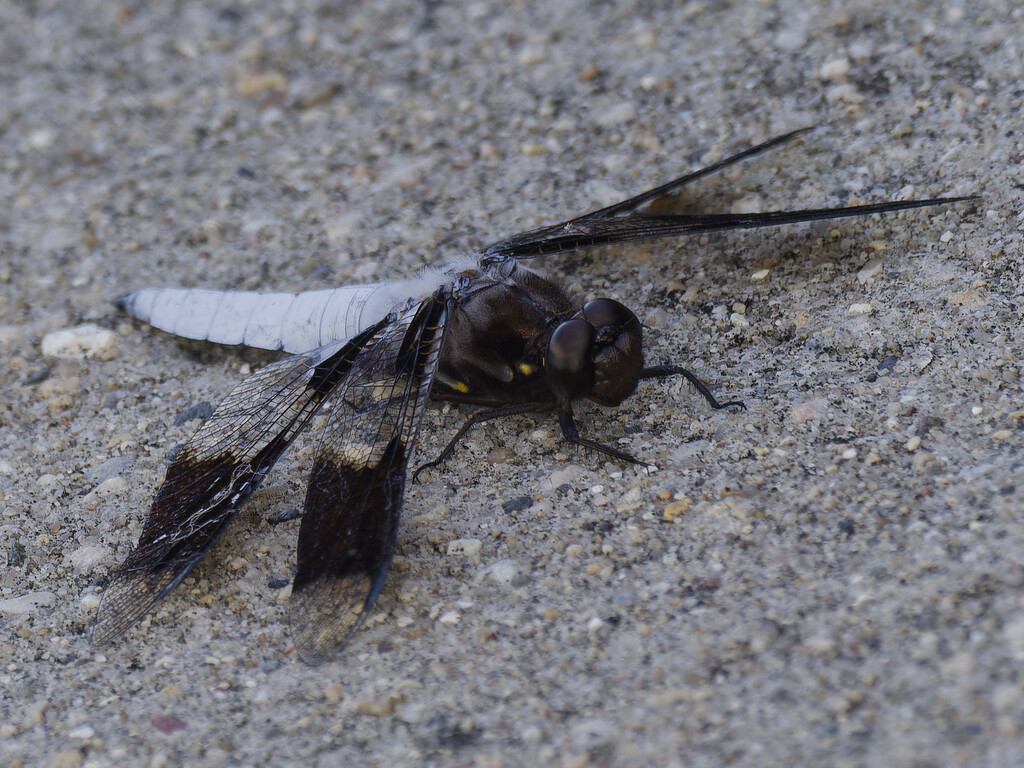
[67, 545, 107, 574]
[41, 325, 118, 359]
[857, 258, 884, 284]
[826, 84, 866, 104]
[892, 120, 913, 137]
[54, 750, 83, 768]
[791, 399, 824, 424]
[594, 101, 637, 127]
[820, 58, 851, 80]
[479, 559, 519, 584]
[0, 591, 56, 614]
[235, 71, 287, 95]
[151, 715, 187, 734]
[517, 46, 547, 66]
[586, 617, 607, 635]
[324, 683, 343, 704]
[663, 499, 692, 522]
[447, 538, 482, 557]
[356, 694, 404, 716]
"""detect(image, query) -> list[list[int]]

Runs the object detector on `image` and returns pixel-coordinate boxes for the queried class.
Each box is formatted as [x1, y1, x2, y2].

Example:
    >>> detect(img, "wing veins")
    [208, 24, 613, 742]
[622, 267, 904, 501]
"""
[92, 319, 391, 645]
[484, 197, 975, 260]
[290, 289, 450, 663]
[481, 127, 973, 262]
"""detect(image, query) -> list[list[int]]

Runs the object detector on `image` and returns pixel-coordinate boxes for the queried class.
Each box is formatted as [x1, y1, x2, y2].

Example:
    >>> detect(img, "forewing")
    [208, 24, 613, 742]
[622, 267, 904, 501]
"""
[92, 318, 390, 646]
[479, 128, 972, 263]
[480, 199, 973, 262]
[288, 289, 449, 663]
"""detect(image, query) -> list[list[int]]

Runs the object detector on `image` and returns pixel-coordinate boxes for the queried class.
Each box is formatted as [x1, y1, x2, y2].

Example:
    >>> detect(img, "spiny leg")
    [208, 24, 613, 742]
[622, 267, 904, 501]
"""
[413, 401, 557, 482]
[418, 369, 743, 478]
[641, 365, 745, 410]
[557, 402, 646, 466]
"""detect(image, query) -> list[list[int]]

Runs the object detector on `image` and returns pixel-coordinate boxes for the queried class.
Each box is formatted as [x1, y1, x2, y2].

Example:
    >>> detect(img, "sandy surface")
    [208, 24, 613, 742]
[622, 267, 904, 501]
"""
[1, 0, 1021, 766]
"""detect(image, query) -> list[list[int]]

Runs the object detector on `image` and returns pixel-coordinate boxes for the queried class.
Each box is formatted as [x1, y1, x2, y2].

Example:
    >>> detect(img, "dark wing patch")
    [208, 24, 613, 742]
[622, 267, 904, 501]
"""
[91, 317, 391, 646]
[289, 291, 449, 664]
[289, 438, 401, 663]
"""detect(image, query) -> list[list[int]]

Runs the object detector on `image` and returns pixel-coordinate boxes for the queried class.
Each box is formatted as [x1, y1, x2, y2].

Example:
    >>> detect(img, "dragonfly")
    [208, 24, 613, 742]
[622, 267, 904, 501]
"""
[91, 127, 973, 663]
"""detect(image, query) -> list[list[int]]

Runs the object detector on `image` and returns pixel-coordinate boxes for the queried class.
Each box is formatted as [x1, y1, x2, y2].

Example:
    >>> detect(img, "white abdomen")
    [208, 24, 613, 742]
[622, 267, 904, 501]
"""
[117, 283, 418, 353]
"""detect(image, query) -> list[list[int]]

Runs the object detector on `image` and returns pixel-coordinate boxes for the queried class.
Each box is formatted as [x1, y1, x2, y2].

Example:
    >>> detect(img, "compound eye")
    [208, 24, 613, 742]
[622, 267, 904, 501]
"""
[582, 298, 638, 332]
[578, 298, 643, 407]
[546, 318, 594, 400]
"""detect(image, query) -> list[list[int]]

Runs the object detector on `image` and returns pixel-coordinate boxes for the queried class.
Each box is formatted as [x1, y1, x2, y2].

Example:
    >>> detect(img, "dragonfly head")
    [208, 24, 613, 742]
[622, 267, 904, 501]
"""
[546, 298, 643, 407]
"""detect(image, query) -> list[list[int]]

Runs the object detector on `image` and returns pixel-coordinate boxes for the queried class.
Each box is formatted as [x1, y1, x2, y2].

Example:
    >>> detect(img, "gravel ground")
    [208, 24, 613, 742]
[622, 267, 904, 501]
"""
[1, 1, 1021, 766]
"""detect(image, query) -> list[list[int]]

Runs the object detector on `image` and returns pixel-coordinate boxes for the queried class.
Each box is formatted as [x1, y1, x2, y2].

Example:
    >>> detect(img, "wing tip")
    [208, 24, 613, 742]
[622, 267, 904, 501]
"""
[290, 572, 376, 665]
[90, 614, 129, 648]
[90, 592, 143, 648]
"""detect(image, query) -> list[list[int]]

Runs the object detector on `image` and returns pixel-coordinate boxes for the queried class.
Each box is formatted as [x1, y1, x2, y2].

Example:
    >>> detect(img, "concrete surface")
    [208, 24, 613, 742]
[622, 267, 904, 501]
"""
[0, 0, 1021, 766]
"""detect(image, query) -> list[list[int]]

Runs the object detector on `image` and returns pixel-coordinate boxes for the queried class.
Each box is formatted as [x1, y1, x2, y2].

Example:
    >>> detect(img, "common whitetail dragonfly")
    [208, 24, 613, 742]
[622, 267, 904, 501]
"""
[92, 128, 972, 663]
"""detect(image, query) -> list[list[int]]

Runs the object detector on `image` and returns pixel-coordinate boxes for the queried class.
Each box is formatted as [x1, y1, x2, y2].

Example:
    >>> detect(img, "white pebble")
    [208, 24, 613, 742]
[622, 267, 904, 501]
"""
[87, 476, 129, 498]
[29, 126, 57, 149]
[594, 101, 637, 128]
[730, 195, 763, 214]
[517, 46, 547, 66]
[820, 58, 851, 81]
[857, 257, 884, 284]
[542, 464, 585, 490]
[479, 559, 519, 584]
[446, 538, 482, 557]
[0, 591, 56, 614]
[67, 545, 108, 575]
[42, 324, 118, 359]
[825, 84, 866, 104]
